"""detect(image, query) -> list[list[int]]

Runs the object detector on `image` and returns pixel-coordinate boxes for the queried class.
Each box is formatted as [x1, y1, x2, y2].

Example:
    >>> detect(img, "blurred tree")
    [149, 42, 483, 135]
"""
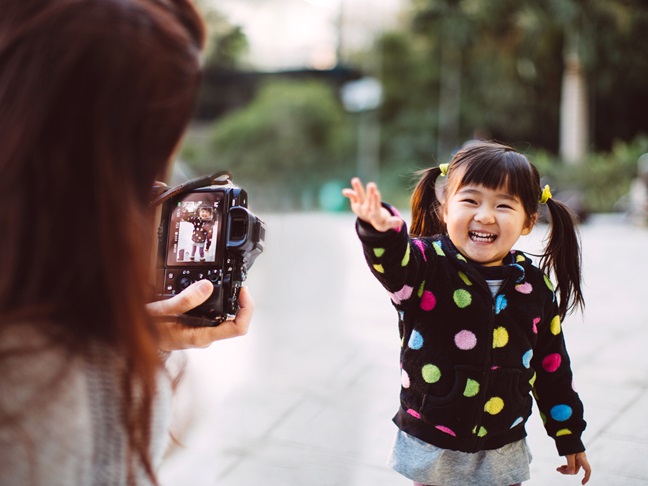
[377, 0, 647, 164]
[205, 80, 353, 209]
[191, 0, 252, 119]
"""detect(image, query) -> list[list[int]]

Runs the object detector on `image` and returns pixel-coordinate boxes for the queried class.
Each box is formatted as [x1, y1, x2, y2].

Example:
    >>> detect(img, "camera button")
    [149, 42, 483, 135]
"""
[178, 275, 193, 290]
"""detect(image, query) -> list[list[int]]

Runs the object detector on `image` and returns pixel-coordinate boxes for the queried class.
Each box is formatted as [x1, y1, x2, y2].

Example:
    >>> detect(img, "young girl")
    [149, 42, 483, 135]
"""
[342, 141, 591, 486]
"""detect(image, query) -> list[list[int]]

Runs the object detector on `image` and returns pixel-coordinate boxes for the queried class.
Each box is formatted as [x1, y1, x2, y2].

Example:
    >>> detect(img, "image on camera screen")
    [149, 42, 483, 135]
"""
[167, 195, 221, 265]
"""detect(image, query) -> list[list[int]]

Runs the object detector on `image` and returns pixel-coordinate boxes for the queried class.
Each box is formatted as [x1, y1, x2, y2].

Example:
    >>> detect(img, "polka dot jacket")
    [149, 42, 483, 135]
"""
[181, 209, 214, 247]
[355, 210, 586, 457]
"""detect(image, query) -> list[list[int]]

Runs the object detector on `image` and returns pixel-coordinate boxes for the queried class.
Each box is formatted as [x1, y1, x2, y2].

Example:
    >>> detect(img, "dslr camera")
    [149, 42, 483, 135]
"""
[153, 171, 265, 324]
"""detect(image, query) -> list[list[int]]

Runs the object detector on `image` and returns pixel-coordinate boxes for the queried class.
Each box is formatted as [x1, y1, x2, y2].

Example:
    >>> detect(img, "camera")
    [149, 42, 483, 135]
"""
[153, 172, 265, 324]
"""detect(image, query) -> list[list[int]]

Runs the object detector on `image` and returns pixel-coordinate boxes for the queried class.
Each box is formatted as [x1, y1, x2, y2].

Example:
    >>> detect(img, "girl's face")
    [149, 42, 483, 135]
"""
[442, 183, 535, 266]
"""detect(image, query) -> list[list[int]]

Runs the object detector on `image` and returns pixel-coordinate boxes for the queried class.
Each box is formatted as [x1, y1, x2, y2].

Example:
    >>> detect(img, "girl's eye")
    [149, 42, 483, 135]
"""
[498, 204, 513, 209]
[461, 198, 477, 205]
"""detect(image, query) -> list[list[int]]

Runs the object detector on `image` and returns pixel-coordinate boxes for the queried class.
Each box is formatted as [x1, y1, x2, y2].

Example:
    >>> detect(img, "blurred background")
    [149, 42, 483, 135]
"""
[158, 1, 648, 485]
[176, 0, 648, 220]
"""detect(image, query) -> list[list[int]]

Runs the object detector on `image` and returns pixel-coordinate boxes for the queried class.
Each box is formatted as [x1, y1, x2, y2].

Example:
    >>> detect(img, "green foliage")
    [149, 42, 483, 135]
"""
[182, 80, 354, 209]
[526, 135, 648, 213]
[192, 0, 249, 70]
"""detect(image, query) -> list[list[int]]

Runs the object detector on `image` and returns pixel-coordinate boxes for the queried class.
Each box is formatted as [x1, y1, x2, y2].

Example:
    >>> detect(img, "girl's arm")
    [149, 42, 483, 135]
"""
[343, 178, 431, 310]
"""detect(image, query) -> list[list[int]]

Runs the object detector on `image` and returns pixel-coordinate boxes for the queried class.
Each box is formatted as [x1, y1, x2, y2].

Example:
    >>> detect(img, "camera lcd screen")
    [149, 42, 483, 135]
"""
[166, 191, 223, 266]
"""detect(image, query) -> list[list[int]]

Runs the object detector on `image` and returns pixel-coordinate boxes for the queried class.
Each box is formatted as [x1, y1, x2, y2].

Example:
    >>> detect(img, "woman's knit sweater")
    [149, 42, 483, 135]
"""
[356, 216, 586, 456]
[0, 323, 172, 485]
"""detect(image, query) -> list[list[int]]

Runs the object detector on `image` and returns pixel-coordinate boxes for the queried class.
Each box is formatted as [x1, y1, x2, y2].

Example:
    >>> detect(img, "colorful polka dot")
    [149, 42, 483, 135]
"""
[401, 369, 410, 388]
[544, 275, 554, 291]
[413, 239, 427, 261]
[556, 429, 573, 436]
[401, 244, 411, 266]
[420, 291, 437, 311]
[407, 409, 421, 419]
[484, 397, 504, 415]
[408, 330, 424, 350]
[464, 379, 480, 397]
[454, 330, 477, 350]
[511, 263, 525, 280]
[495, 295, 508, 314]
[422, 364, 441, 383]
[550, 315, 561, 335]
[389, 285, 413, 305]
[453, 289, 472, 308]
[516, 255, 525, 263]
[373, 248, 385, 258]
[515, 282, 533, 294]
[435, 425, 456, 436]
[522, 349, 533, 368]
[458, 271, 472, 286]
[529, 372, 537, 387]
[511, 417, 524, 428]
[433, 241, 445, 256]
[542, 353, 562, 372]
[373, 264, 384, 273]
[456, 254, 467, 262]
[532, 317, 540, 334]
[493, 327, 509, 348]
[474, 426, 487, 437]
[550, 404, 573, 422]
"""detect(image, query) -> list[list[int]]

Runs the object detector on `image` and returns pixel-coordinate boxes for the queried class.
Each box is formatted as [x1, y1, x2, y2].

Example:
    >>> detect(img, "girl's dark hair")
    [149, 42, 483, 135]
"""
[0, 0, 204, 482]
[411, 140, 584, 320]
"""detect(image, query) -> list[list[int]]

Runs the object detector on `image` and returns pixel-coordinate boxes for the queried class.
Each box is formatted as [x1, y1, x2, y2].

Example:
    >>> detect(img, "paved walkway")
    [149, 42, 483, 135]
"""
[159, 213, 648, 486]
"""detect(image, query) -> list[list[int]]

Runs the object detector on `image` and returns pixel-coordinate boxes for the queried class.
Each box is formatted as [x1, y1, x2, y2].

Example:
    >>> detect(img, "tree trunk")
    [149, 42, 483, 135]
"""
[437, 31, 462, 161]
[560, 29, 589, 164]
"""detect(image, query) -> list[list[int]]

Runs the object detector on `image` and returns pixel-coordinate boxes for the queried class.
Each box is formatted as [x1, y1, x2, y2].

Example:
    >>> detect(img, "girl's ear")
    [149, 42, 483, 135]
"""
[521, 214, 537, 236]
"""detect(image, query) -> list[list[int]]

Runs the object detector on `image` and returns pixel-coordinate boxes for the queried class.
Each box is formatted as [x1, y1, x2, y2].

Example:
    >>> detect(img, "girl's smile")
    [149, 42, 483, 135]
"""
[443, 184, 535, 266]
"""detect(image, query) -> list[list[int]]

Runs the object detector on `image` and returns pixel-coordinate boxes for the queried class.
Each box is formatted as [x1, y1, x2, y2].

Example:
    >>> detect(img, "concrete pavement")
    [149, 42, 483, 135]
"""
[159, 212, 648, 486]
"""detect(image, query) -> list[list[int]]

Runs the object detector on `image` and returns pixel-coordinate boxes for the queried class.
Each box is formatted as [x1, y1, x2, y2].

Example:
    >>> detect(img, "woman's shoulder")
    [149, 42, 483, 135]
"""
[0, 321, 95, 483]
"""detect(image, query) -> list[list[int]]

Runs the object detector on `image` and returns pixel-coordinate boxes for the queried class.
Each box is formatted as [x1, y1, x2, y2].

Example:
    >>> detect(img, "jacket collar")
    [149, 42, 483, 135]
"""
[436, 234, 528, 284]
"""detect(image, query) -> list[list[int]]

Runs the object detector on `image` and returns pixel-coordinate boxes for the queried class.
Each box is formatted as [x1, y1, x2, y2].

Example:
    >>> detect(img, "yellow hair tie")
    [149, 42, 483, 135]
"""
[539, 184, 553, 204]
[439, 163, 449, 177]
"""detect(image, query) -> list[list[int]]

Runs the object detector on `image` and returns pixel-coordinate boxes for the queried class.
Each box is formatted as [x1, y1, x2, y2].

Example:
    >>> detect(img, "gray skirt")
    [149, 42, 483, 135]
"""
[388, 429, 532, 486]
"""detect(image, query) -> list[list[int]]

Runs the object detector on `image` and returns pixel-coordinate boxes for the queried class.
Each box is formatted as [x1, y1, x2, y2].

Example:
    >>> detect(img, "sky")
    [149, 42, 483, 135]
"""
[211, 0, 406, 71]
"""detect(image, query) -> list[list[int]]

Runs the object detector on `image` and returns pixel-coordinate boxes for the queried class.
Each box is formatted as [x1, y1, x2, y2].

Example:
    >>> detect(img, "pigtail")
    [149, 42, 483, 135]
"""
[410, 167, 445, 237]
[541, 198, 585, 320]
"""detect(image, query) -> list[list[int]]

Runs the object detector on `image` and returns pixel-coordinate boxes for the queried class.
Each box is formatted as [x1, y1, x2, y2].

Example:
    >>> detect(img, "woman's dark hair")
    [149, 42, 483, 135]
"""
[411, 140, 584, 320]
[0, 0, 205, 482]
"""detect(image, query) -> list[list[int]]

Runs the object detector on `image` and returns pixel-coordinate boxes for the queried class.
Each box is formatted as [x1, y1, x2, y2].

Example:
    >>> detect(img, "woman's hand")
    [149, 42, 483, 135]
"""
[557, 452, 591, 485]
[342, 177, 402, 232]
[147, 280, 254, 352]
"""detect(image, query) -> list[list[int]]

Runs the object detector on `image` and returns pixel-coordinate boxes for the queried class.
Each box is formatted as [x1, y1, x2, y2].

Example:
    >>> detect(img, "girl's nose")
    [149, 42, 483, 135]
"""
[474, 207, 496, 224]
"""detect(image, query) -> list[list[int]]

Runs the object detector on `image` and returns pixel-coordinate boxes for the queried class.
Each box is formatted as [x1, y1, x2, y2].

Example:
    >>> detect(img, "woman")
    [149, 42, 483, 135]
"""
[0, 0, 253, 484]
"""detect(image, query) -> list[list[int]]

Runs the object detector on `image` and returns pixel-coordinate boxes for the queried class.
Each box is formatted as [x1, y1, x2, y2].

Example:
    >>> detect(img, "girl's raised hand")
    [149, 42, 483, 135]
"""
[342, 177, 403, 232]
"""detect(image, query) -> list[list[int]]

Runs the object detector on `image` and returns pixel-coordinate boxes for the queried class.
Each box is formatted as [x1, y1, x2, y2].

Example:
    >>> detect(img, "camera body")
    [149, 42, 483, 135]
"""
[155, 183, 265, 324]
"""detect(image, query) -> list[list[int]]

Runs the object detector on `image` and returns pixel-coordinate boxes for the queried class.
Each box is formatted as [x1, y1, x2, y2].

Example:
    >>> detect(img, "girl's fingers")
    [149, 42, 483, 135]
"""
[366, 182, 382, 216]
[351, 177, 366, 203]
[341, 188, 357, 203]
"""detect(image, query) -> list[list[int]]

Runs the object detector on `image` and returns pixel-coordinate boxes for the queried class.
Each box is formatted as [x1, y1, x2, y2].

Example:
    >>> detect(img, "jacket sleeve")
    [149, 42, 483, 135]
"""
[180, 208, 196, 223]
[530, 286, 587, 456]
[355, 204, 434, 310]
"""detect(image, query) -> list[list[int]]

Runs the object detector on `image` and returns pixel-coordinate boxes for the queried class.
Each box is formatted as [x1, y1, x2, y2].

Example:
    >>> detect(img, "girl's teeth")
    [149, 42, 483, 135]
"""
[470, 232, 496, 242]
